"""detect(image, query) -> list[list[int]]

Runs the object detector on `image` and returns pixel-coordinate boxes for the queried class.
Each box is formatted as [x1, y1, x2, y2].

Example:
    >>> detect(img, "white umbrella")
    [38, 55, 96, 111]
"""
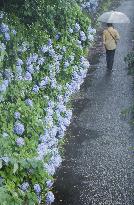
[98, 11, 130, 23]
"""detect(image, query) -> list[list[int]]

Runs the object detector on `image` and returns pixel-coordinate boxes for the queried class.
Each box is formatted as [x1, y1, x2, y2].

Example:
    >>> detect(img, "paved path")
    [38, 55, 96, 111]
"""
[54, 0, 134, 204]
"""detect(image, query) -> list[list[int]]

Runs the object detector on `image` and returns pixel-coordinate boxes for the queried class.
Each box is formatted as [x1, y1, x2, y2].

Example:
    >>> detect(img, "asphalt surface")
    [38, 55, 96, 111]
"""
[54, 0, 134, 204]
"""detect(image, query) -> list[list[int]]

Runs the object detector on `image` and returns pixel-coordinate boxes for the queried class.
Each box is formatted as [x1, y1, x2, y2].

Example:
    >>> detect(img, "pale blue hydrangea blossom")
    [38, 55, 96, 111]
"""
[64, 61, 70, 68]
[25, 71, 32, 81]
[16, 58, 23, 66]
[12, 29, 17, 35]
[46, 191, 55, 204]
[69, 28, 73, 33]
[1, 157, 9, 164]
[0, 23, 9, 33]
[80, 31, 87, 41]
[20, 182, 29, 192]
[25, 99, 33, 107]
[14, 112, 21, 119]
[41, 45, 49, 53]
[0, 42, 6, 51]
[27, 64, 34, 74]
[32, 85, 39, 93]
[16, 137, 25, 146]
[46, 180, 54, 189]
[75, 23, 80, 32]
[14, 122, 25, 135]
[34, 184, 41, 193]
[0, 12, 4, 19]
[4, 32, 10, 41]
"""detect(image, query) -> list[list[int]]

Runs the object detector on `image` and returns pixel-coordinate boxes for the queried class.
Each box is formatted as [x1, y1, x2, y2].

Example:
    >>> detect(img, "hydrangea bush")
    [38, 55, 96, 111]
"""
[76, 0, 102, 12]
[124, 51, 134, 74]
[0, 0, 98, 204]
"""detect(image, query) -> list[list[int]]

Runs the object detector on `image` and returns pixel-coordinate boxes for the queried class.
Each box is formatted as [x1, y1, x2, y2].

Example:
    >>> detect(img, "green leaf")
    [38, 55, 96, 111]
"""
[0, 160, 2, 169]
[13, 163, 18, 174]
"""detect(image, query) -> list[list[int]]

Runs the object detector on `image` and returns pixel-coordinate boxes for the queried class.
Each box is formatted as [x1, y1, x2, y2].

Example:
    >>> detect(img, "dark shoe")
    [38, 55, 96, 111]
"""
[107, 66, 112, 70]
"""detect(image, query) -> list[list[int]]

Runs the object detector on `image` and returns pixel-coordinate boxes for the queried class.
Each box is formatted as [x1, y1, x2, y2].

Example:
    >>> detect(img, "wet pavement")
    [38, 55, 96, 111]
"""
[54, 0, 134, 205]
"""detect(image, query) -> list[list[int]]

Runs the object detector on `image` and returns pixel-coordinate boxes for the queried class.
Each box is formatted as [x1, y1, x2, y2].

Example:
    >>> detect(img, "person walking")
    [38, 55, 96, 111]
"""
[103, 23, 120, 70]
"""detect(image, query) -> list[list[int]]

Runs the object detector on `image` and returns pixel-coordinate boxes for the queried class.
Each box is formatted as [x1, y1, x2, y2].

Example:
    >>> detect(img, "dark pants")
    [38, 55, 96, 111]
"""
[106, 49, 115, 70]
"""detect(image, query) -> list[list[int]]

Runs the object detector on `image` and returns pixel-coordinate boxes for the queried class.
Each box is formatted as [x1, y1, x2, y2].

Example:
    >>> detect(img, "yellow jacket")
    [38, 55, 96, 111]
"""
[103, 27, 120, 50]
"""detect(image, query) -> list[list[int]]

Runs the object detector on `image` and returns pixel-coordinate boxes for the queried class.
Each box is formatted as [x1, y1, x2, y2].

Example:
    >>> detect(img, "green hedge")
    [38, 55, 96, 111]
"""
[0, 1, 95, 203]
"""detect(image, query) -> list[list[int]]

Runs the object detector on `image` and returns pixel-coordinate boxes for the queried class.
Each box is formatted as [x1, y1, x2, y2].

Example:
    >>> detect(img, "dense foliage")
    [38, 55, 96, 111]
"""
[0, 0, 101, 204]
[124, 50, 134, 74]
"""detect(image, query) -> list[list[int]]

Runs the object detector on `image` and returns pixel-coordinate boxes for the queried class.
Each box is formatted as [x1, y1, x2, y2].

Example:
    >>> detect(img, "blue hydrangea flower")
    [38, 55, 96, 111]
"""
[0, 83, 7, 92]
[64, 61, 70, 68]
[75, 23, 80, 32]
[49, 48, 56, 57]
[38, 57, 45, 65]
[51, 79, 57, 88]
[16, 137, 25, 146]
[46, 191, 55, 204]
[39, 77, 49, 88]
[48, 39, 52, 46]
[44, 163, 55, 176]
[80, 31, 87, 41]
[69, 54, 75, 63]
[76, 40, 82, 46]
[50, 153, 62, 169]
[32, 85, 39, 93]
[16, 66, 22, 74]
[4, 69, 13, 80]
[26, 57, 32, 65]
[62, 46, 66, 52]
[34, 184, 41, 193]
[12, 29, 17, 35]
[80, 56, 90, 69]
[1, 157, 9, 164]
[69, 28, 73, 33]
[82, 2, 91, 11]
[87, 26, 96, 34]
[0, 23, 9, 33]
[80, 56, 86, 63]
[20, 182, 29, 191]
[0, 42, 6, 51]
[3, 79, 9, 87]
[81, 1, 98, 12]
[4, 33, 10, 41]
[0, 12, 4, 19]
[14, 122, 25, 135]
[57, 54, 62, 61]
[25, 99, 33, 107]
[55, 65, 60, 73]
[46, 180, 54, 189]
[14, 112, 21, 119]
[38, 195, 42, 204]
[39, 135, 48, 143]
[25, 71, 32, 81]
[55, 33, 60, 40]
[19, 42, 29, 53]
[41, 45, 48, 53]
[16, 58, 23, 66]
[88, 34, 94, 42]
[37, 142, 48, 160]
[27, 64, 34, 74]
[31, 53, 38, 62]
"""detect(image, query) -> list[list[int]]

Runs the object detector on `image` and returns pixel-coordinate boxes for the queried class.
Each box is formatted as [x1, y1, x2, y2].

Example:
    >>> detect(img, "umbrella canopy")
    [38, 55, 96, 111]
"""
[98, 11, 130, 23]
